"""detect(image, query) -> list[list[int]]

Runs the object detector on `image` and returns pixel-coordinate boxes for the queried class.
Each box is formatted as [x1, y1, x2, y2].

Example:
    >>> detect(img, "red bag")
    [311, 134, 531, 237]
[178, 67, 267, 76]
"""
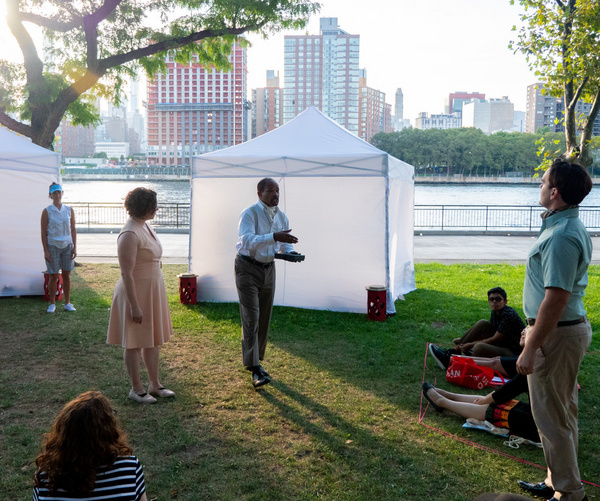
[446, 357, 496, 390]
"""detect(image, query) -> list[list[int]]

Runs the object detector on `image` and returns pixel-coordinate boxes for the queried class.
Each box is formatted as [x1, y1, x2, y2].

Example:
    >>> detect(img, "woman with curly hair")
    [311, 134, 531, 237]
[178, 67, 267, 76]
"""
[33, 391, 147, 500]
[107, 187, 175, 404]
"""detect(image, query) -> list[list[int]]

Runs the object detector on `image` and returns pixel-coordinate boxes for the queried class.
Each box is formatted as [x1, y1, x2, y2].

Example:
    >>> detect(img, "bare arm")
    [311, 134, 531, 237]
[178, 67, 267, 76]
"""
[516, 287, 570, 375]
[40, 208, 51, 263]
[70, 207, 77, 259]
[140, 492, 148, 501]
[117, 232, 142, 324]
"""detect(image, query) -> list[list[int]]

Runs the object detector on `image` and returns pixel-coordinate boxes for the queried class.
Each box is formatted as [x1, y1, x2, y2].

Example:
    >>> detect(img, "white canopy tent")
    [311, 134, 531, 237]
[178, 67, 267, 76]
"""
[190, 107, 415, 314]
[0, 127, 60, 296]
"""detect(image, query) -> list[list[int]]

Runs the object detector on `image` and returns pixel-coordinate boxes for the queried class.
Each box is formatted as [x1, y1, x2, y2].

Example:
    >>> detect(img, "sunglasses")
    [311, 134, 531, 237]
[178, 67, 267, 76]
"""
[488, 296, 505, 302]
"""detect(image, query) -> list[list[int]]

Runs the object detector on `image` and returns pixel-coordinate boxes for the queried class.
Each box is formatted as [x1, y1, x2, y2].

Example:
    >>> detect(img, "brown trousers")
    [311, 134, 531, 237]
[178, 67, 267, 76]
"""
[455, 319, 515, 357]
[528, 320, 592, 501]
[234, 255, 275, 369]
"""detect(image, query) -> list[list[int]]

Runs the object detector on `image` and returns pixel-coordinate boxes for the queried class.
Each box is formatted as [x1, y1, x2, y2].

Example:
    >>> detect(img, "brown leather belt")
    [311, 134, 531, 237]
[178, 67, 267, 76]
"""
[237, 254, 274, 269]
[526, 317, 586, 327]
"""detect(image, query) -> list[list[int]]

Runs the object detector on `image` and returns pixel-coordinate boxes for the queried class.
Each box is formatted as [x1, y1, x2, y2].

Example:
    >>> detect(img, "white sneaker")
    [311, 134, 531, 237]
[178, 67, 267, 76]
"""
[64, 303, 76, 312]
[47, 304, 56, 313]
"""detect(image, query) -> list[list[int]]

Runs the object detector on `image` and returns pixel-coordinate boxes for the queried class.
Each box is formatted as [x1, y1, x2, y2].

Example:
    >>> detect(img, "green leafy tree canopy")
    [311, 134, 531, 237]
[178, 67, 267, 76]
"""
[0, 0, 320, 149]
[510, 0, 600, 167]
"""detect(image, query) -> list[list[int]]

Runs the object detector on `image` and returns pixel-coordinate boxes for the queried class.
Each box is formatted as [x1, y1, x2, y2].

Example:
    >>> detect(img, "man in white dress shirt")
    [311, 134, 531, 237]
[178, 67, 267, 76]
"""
[235, 178, 299, 387]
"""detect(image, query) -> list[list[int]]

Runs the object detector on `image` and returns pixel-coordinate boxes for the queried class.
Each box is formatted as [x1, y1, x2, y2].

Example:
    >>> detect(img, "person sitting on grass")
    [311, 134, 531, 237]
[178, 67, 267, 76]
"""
[421, 372, 539, 443]
[429, 287, 525, 361]
[429, 347, 518, 379]
[33, 391, 147, 501]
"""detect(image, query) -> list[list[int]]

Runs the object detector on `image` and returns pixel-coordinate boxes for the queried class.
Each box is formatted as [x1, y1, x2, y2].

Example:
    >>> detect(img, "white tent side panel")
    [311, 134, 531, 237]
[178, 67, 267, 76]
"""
[388, 176, 416, 297]
[189, 107, 415, 313]
[0, 147, 60, 297]
[189, 176, 389, 313]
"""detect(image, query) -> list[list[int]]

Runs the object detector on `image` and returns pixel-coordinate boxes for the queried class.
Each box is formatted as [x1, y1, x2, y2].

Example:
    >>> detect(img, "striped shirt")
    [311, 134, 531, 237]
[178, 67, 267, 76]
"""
[33, 456, 145, 501]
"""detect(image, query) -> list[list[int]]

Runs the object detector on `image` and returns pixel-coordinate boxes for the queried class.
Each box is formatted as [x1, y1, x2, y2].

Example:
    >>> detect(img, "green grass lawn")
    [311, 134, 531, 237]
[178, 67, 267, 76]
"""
[1, 263, 599, 500]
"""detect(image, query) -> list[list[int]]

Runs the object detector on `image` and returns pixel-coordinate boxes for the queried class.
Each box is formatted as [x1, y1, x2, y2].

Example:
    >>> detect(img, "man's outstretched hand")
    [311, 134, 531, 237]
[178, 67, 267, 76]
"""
[274, 229, 298, 244]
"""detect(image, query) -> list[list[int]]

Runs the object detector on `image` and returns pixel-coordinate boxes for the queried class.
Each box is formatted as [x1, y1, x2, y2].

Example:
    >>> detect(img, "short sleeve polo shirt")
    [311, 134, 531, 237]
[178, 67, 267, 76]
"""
[523, 207, 591, 320]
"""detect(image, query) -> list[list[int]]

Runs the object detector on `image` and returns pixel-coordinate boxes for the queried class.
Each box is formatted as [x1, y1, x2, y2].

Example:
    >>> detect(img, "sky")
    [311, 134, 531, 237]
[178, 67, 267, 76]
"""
[0, 0, 536, 124]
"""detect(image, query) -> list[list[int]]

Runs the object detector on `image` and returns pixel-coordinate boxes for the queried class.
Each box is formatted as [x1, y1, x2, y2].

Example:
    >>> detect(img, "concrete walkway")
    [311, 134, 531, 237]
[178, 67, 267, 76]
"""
[76, 232, 600, 265]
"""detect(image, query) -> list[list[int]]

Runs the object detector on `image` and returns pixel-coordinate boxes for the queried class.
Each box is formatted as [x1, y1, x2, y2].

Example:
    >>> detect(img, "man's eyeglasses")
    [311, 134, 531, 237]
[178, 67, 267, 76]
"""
[488, 296, 505, 302]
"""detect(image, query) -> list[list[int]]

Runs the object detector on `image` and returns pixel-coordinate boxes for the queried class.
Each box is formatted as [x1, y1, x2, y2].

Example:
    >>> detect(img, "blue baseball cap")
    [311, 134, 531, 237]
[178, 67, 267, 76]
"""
[49, 184, 63, 194]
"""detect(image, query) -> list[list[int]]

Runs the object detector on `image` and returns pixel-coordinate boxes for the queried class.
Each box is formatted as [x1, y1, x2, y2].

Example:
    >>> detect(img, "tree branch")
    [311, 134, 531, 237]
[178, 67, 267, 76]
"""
[6, 0, 43, 81]
[569, 76, 589, 109]
[18, 12, 81, 32]
[84, 0, 125, 30]
[0, 109, 32, 137]
[579, 85, 600, 164]
[45, 22, 265, 146]
[19, 0, 123, 33]
[97, 23, 266, 71]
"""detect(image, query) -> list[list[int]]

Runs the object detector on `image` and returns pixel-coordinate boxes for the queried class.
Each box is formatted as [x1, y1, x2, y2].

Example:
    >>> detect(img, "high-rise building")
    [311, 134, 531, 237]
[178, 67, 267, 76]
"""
[525, 82, 600, 135]
[395, 88, 404, 120]
[128, 77, 146, 154]
[525, 83, 556, 133]
[461, 97, 515, 134]
[55, 120, 95, 160]
[283, 17, 360, 134]
[392, 87, 410, 131]
[358, 71, 393, 142]
[146, 43, 248, 166]
[445, 91, 486, 116]
[251, 70, 283, 138]
[555, 99, 600, 136]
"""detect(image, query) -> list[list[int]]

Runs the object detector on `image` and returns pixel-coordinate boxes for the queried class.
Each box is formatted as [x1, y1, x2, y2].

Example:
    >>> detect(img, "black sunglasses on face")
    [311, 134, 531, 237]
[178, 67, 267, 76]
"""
[488, 296, 505, 302]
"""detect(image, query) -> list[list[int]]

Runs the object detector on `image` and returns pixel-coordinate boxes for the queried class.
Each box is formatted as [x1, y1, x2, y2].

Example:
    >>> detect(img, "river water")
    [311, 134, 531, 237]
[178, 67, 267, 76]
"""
[60, 180, 600, 206]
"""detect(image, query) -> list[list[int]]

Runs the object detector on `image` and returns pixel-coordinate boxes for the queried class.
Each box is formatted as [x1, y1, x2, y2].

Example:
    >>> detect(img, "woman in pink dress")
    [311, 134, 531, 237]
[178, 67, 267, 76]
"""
[107, 188, 174, 404]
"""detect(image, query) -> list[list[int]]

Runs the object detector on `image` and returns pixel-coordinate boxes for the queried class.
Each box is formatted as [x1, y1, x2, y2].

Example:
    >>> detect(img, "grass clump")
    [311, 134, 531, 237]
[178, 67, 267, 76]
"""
[0, 263, 598, 500]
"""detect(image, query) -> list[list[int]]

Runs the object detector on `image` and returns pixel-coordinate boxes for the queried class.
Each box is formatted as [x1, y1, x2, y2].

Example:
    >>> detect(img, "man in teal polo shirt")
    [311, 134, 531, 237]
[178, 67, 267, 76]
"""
[517, 159, 593, 501]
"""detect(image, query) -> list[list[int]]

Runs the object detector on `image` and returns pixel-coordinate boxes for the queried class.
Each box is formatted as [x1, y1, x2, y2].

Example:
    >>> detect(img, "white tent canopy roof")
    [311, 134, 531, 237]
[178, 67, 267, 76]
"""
[192, 107, 413, 180]
[0, 126, 60, 174]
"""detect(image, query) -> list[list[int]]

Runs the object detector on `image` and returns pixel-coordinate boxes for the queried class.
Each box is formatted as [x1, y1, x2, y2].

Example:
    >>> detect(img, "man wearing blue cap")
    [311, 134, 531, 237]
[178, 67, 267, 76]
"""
[41, 182, 77, 313]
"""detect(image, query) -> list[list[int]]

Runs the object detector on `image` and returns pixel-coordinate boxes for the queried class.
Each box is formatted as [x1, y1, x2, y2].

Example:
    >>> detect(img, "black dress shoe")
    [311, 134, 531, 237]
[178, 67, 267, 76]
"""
[257, 364, 270, 378]
[422, 382, 444, 413]
[517, 480, 553, 498]
[252, 368, 271, 388]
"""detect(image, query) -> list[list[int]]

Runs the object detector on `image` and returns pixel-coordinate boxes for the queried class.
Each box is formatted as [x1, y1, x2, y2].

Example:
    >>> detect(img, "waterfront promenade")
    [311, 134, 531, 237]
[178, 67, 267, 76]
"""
[76, 232, 600, 265]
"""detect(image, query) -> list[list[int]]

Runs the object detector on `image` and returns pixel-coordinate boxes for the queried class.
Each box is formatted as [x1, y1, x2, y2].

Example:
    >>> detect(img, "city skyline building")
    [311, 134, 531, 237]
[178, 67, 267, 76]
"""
[414, 112, 461, 130]
[393, 87, 410, 131]
[146, 43, 248, 167]
[358, 71, 392, 142]
[525, 83, 556, 133]
[395, 88, 404, 120]
[461, 97, 515, 134]
[55, 120, 95, 160]
[525, 82, 600, 135]
[283, 17, 360, 134]
[445, 91, 486, 116]
[251, 70, 283, 138]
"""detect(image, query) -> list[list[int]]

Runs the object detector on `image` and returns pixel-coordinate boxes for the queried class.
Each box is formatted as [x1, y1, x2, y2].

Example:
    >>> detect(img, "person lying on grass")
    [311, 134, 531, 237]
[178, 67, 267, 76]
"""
[422, 373, 539, 443]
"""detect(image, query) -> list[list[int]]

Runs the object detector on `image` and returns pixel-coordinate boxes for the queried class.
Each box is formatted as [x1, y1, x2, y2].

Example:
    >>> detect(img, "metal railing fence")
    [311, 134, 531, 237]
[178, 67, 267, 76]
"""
[70, 203, 600, 232]
[70, 203, 190, 228]
[415, 205, 600, 231]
